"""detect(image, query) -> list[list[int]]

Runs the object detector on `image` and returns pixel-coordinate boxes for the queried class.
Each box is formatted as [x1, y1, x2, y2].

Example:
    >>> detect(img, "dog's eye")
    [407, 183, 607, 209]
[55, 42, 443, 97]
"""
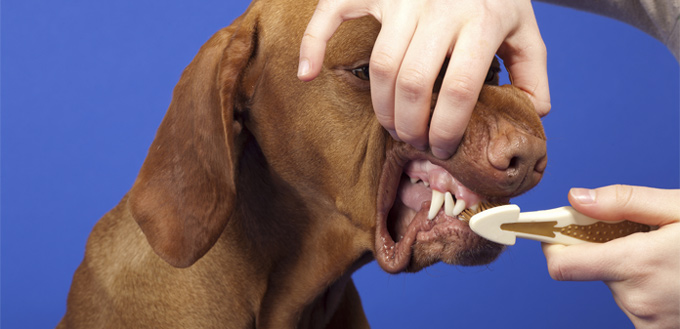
[351, 65, 370, 81]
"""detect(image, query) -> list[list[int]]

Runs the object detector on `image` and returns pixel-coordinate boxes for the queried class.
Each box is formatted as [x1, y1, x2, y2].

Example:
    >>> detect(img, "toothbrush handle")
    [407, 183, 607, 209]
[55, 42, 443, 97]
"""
[512, 207, 653, 244]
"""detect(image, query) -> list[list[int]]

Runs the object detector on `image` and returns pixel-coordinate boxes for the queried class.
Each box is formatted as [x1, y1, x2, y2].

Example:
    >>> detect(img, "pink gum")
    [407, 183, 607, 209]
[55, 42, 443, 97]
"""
[403, 160, 483, 207]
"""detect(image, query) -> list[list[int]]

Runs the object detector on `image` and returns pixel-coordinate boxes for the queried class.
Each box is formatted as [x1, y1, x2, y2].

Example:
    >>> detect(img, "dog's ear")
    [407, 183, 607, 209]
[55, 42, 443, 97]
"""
[128, 7, 259, 268]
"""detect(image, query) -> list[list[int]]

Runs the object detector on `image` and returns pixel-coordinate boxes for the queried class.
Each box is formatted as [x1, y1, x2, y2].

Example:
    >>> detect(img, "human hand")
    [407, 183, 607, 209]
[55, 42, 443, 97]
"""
[543, 185, 680, 328]
[298, 0, 551, 159]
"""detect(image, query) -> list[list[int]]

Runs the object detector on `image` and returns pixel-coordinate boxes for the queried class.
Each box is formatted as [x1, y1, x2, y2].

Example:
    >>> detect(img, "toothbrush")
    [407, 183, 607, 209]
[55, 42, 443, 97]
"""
[463, 204, 653, 246]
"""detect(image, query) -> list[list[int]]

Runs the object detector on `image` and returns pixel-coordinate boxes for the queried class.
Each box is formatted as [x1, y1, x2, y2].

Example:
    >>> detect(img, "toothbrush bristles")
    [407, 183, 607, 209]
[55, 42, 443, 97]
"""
[458, 201, 506, 222]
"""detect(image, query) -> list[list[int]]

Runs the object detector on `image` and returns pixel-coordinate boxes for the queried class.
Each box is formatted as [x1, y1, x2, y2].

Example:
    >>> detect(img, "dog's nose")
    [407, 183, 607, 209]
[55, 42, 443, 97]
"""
[486, 124, 547, 190]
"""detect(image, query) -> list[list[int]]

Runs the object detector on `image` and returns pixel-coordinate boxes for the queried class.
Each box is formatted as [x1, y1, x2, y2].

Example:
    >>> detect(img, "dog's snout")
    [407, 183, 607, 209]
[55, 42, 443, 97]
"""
[487, 126, 547, 188]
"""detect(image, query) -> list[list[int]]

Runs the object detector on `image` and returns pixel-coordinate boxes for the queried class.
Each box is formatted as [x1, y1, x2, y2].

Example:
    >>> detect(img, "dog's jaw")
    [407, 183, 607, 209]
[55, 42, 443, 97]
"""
[375, 145, 507, 274]
[371, 85, 547, 274]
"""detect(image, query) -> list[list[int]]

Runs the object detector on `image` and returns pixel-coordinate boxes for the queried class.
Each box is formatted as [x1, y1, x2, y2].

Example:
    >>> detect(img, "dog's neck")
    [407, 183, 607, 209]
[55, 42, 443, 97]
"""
[297, 253, 372, 329]
[223, 137, 374, 328]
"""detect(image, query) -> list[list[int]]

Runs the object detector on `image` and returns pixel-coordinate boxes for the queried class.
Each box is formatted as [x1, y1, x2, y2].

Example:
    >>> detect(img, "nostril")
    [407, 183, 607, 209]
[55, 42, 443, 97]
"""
[487, 135, 529, 172]
[488, 132, 547, 178]
[507, 156, 520, 171]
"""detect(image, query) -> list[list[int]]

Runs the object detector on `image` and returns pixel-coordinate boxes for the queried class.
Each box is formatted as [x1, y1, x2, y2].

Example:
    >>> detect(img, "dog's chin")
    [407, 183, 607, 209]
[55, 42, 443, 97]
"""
[375, 150, 506, 274]
[389, 200, 505, 273]
[408, 218, 506, 272]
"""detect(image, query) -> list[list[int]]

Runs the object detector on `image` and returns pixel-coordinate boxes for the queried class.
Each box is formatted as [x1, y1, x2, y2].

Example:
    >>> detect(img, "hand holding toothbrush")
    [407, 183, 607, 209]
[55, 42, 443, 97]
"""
[542, 185, 680, 329]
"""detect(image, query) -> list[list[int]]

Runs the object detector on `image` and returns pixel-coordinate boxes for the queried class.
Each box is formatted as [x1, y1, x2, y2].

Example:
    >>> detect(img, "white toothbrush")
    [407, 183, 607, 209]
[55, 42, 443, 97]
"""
[466, 204, 653, 245]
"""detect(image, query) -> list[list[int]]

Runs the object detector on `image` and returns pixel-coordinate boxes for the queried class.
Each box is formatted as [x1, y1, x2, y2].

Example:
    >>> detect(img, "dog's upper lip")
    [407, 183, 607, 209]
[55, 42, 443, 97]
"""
[401, 159, 484, 211]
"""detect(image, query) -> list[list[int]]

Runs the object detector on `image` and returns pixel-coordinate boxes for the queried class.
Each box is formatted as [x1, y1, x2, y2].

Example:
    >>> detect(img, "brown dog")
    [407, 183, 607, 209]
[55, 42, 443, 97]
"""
[58, 0, 547, 327]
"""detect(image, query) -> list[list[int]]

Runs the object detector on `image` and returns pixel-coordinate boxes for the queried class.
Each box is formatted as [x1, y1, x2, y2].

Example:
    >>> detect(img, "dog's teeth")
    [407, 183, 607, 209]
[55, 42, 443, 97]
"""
[470, 203, 479, 212]
[428, 190, 445, 220]
[444, 192, 455, 217]
[410, 177, 419, 184]
[423, 181, 430, 187]
[453, 199, 466, 216]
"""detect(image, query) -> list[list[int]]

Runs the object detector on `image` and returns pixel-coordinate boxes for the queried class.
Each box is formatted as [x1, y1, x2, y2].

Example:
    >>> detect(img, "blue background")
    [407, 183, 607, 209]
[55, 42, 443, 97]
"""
[2, 1, 678, 328]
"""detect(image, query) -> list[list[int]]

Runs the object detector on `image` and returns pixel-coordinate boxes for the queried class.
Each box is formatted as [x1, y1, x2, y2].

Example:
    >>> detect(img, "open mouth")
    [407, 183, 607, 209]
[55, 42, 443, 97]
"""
[375, 154, 508, 273]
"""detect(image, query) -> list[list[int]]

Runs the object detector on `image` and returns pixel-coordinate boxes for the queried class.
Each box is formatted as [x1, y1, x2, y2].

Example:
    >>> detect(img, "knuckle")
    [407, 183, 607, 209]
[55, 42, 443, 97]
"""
[300, 32, 320, 45]
[369, 52, 399, 81]
[396, 69, 430, 102]
[440, 74, 478, 104]
[520, 38, 548, 58]
[475, 12, 500, 29]
[613, 184, 635, 209]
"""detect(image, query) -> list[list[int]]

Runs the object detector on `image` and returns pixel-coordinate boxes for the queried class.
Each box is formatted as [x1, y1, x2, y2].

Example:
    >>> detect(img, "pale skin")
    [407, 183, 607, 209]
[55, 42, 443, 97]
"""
[298, 0, 551, 159]
[299, 1, 679, 327]
[544, 185, 680, 328]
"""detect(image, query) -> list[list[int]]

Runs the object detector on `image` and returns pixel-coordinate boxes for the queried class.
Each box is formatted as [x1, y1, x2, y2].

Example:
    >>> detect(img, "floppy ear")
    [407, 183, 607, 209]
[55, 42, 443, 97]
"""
[128, 7, 258, 268]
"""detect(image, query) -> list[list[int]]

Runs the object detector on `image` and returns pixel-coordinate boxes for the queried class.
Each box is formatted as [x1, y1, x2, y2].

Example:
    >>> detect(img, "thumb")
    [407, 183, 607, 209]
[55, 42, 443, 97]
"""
[568, 185, 680, 227]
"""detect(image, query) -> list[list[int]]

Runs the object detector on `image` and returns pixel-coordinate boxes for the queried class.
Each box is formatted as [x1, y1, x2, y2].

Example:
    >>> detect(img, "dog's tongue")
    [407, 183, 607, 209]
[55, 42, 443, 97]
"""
[378, 199, 432, 273]
[398, 175, 431, 211]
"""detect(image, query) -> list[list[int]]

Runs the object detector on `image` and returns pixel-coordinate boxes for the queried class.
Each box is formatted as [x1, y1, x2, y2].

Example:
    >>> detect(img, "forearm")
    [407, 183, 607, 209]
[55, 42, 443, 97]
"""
[535, 0, 679, 60]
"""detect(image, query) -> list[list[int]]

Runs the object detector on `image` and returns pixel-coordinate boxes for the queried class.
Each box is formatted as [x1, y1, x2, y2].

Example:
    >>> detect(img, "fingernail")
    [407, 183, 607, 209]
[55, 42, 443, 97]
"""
[570, 188, 596, 204]
[432, 147, 452, 159]
[298, 58, 310, 78]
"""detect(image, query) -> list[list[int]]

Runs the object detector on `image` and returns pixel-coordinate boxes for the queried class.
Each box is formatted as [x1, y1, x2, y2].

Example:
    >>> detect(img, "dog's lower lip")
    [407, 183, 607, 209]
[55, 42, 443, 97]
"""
[389, 198, 471, 241]
[375, 152, 496, 273]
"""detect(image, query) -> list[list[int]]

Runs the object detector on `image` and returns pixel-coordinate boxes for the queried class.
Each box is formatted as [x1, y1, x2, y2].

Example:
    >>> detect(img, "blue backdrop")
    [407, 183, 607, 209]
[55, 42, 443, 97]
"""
[2, 1, 678, 328]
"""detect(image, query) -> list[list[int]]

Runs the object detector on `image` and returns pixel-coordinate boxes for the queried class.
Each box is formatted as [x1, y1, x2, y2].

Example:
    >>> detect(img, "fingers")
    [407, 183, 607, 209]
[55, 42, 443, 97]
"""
[542, 242, 628, 282]
[429, 24, 502, 158]
[497, 4, 551, 117]
[369, 5, 419, 141]
[544, 221, 680, 328]
[298, 3, 340, 81]
[500, 41, 550, 117]
[544, 185, 680, 283]
[301, 0, 551, 158]
[392, 12, 460, 150]
[543, 221, 680, 282]
[568, 185, 680, 227]
[382, 2, 548, 159]
[298, 0, 370, 81]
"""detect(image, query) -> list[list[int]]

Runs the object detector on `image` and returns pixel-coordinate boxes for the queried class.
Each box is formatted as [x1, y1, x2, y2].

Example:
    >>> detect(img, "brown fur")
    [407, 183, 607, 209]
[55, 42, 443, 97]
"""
[59, 0, 546, 328]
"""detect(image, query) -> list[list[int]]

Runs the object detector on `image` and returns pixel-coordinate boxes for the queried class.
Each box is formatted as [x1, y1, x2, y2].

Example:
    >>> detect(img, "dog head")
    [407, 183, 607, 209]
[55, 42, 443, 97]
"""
[128, 0, 546, 274]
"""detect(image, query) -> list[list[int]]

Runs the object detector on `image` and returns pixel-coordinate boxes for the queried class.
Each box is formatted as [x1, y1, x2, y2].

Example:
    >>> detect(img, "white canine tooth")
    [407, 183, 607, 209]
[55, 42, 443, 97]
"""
[428, 190, 445, 220]
[444, 192, 455, 217]
[452, 199, 466, 216]
[470, 203, 479, 212]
